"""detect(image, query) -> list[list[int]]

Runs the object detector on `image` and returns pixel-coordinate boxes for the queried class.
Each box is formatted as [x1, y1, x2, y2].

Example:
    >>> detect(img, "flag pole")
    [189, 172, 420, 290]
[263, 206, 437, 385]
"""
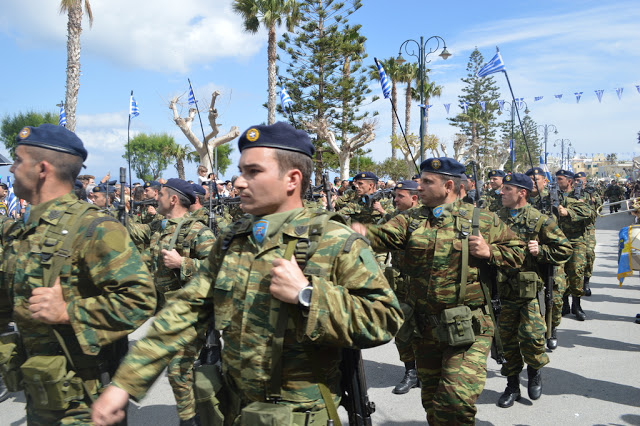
[188, 79, 216, 177]
[278, 77, 298, 129]
[127, 90, 133, 197]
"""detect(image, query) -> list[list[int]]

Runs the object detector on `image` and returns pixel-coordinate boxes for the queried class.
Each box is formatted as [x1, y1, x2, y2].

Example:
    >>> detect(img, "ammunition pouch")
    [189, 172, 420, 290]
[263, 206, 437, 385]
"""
[20, 355, 85, 410]
[0, 331, 26, 392]
[194, 363, 226, 426]
[383, 266, 400, 293]
[515, 271, 539, 300]
[439, 305, 476, 347]
[241, 402, 294, 425]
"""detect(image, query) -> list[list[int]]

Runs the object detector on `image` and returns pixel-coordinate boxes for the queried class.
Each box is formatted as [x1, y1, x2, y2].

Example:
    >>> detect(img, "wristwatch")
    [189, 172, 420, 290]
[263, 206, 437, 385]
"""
[297, 284, 313, 308]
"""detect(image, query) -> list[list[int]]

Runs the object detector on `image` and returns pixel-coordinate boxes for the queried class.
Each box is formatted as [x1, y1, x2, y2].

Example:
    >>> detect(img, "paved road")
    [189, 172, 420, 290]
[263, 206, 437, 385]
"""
[3, 209, 640, 425]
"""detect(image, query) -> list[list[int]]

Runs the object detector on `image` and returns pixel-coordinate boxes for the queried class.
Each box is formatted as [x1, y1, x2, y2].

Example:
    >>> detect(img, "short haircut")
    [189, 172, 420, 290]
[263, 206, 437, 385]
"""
[438, 174, 461, 195]
[196, 193, 205, 205]
[165, 187, 191, 208]
[24, 146, 83, 184]
[273, 149, 313, 197]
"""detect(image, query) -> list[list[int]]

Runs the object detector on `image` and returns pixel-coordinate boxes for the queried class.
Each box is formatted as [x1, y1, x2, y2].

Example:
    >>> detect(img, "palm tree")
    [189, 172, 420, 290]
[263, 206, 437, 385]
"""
[396, 62, 417, 135]
[368, 57, 401, 158]
[233, 0, 300, 125]
[163, 143, 199, 180]
[59, 0, 93, 132]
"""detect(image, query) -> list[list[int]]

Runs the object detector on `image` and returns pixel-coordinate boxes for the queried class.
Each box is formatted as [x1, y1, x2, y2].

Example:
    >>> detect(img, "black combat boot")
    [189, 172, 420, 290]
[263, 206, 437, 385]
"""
[392, 362, 419, 394]
[583, 277, 592, 297]
[527, 365, 542, 400]
[0, 375, 8, 403]
[497, 375, 521, 408]
[572, 296, 586, 321]
[561, 295, 570, 316]
[179, 414, 200, 426]
[547, 327, 558, 350]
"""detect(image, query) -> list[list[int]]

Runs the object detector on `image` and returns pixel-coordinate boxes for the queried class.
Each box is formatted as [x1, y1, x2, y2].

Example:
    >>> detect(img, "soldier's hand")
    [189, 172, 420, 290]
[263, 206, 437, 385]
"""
[28, 278, 70, 324]
[147, 206, 157, 215]
[469, 234, 491, 259]
[270, 255, 309, 304]
[372, 201, 386, 214]
[92, 385, 129, 426]
[161, 249, 182, 269]
[351, 222, 367, 237]
[557, 205, 568, 216]
[528, 240, 540, 256]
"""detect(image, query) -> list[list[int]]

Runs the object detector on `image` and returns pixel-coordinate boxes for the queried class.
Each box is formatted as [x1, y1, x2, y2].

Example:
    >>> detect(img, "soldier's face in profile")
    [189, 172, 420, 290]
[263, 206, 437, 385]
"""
[236, 147, 290, 216]
[530, 174, 546, 195]
[354, 180, 375, 196]
[556, 176, 571, 191]
[93, 192, 107, 208]
[157, 187, 173, 215]
[10, 146, 40, 202]
[418, 172, 448, 207]
[489, 176, 503, 190]
[393, 189, 415, 211]
[500, 184, 520, 208]
[143, 187, 158, 200]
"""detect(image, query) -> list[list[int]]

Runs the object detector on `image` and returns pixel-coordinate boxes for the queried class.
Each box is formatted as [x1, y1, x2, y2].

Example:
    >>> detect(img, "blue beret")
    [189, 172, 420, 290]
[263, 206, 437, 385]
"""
[394, 180, 418, 191]
[525, 167, 545, 176]
[164, 178, 196, 205]
[16, 123, 87, 161]
[574, 172, 586, 178]
[92, 184, 115, 194]
[420, 157, 465, 177]
[74, 179, 83, 190]
[556, 169, 574, 179]
[238, 122, 315, 158]
[191, 183, 206, 195]
[353, 171, 378, 182]
[488, 169, 506, 178]
[459, 173, 468, 181]
[144, 181, 161, 189]
[503, 172, 533, 191]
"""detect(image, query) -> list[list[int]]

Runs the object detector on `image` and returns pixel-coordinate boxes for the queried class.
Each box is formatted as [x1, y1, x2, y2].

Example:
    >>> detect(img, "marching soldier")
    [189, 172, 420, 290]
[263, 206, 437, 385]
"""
[128, 178, 215, 426]
[482, 169, 506, 212]
[0, 124, 156, 424]
[495, 173, 571, 407]
[338, 171, 393, 223]
[91, 122, 402, 426]
[604, 179, 625, 213]
[140, 180, 162, 223]
[352, 157, 525, 425]
[573, 172, 602, 296]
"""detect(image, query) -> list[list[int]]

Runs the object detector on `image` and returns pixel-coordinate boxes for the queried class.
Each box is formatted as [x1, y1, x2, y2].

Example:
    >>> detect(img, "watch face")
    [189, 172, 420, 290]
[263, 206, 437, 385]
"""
[298, 286, 312, 307]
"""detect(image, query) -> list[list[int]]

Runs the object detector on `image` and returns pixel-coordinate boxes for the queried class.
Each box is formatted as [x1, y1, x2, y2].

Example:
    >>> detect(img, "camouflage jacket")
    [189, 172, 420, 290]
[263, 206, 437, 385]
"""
[333, 190, 356, 211]
[604, 184, 625, 202]
[111, 207, 402, 409]
[0, 192, 155, 359]
[496, 204, 572, 299]
[128, 216, 215, 297]
[365, 200, 525, 316]
[338, 194, 394, 224]
[482, 187, 504, 212]
[557, 195, 593, 242]
[569, 187, 601, 229]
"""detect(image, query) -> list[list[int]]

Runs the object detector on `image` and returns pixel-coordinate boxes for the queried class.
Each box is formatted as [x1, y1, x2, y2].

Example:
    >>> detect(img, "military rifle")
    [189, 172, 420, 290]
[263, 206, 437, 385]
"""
[574, 180, 584, 199]
[118, 167, 128, 226]
[132, 198, 158, 208]
[362, 189, 393, 208]
[340, 348, 375, 426]
[469, 161, 484, 208]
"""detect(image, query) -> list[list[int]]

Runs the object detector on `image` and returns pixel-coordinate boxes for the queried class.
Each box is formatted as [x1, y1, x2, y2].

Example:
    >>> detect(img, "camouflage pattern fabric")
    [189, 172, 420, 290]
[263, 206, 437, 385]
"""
[552, 265, 567, 328]
[0, 192, 155, 424]
[604, 184, 625, 203]
[0, 200, 8, 216]
[364, 200, 525, 423]
[128, 216, 215, 420]
[109, 207, 402, 419]
[333, 189, 356, 211]
[338, 195, 394, 224]
[481, 188, 503, 212]
[572, 188, 602, 279]
[557, 196, 592, 298]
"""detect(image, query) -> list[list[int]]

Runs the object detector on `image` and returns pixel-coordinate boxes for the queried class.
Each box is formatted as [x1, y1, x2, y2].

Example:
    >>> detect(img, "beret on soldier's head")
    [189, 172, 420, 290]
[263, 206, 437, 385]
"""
[92, 184, 115, 194]
[191, 183, 206, 195]
[419, 157, 465, 177]
[460, 173, 468, 181]
[488, 169, 506, 178]
[238, 122, 315, 158]
[556, 169, 574, 179]
[74, 180, 83, 190]
[525, 167, 544, 176]
[143, 181, 161, 189]
[16, 123, 88, 161]
[504, 172, 533, 191]
[164, 178, 196, 205]
[574, 171, 587, 178]
[353, 171, 378, 182]
[394, 180, 418, 191]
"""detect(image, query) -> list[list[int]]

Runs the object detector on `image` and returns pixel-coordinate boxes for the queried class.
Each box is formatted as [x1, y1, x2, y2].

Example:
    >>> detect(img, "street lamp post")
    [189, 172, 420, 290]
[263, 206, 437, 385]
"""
[537, 124, 558, 165]
[554, 138, 571, 169]
[396, 36, 451, 164]
[497, 100, 529, 170]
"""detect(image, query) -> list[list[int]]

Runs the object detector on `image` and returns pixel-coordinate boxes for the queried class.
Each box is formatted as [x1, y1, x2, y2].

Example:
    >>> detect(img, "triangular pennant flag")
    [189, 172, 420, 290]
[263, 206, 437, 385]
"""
[595, 89, 604, 103]
[534, 96, 543, 102]
[574, 92, 583, 103]
[444, 104, 451, 114]
[497, 99, 505, 111]
[479, 101, 486, 112]
[616, 87, 624, 100]
[460, 101, 469, 113]
[554, 94, 563, 100]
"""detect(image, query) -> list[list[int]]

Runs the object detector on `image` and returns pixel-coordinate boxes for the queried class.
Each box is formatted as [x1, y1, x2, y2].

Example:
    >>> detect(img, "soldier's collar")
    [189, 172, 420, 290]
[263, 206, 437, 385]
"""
[26, 192, 76, 227]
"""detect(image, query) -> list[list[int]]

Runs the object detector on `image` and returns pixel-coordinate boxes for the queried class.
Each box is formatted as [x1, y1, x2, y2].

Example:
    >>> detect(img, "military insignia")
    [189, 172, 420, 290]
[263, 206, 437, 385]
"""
[433, 206, 443, 218]
[431, 159, 441, 170]
[510, 209, 518, 217]
[253, 219, 268, 244]
[360, 173, 365, 178]
[459, 208, 467, 217]
[161, 219, 168, 230]
[23, 205, 31, 224]
[246, 128, 260, 142]
[505, 175, 512, 182]
[489, 171, 495, 176]
[397, 183, 403, 188]
[18, 127, 31, 139]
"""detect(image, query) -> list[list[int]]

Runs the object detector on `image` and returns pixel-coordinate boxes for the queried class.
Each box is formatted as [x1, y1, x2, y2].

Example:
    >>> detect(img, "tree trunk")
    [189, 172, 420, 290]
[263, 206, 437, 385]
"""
[267, 26, 277, 125]
[65, 1, 83, 132]
[404, 81, 411, 135]
[177, 158, 185, 180]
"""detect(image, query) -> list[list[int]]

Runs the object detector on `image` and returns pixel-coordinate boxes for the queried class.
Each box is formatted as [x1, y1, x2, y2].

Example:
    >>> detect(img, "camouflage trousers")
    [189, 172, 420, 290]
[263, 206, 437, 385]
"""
[552, 265, 567, 328]
[499, 298, 549, 377]
[584, 227, 596, 279]
[564, 240, 587, 297]
[168, 338, 203, 420]
[413, 309, 493, 425]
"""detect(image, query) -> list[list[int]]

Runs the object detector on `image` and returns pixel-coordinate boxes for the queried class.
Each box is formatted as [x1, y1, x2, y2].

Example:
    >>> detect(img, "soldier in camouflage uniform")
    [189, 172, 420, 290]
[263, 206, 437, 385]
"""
[573, 172, 602, 296]
[128, 178, 215, 426]
[92, 122, 403, 426]
[140, 180, 162, 224]
[604, 179, 625, 213]
[0, 183, 8, 216]
[353, 158, 526, 425]
[495, 174, 572, 408]
[0, 124, 156, 424]
[337, 171, 393, 223]
[556, 170, 593, 322]
[482, 169, 506, 212]
[189, 183, 234, 234]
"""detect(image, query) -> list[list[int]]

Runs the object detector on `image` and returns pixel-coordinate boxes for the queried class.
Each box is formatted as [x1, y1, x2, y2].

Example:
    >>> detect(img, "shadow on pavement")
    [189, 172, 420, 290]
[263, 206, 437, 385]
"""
[363, 358, 406, 389]
[556, 328, 640, 352]
[128, 403, 179, 425]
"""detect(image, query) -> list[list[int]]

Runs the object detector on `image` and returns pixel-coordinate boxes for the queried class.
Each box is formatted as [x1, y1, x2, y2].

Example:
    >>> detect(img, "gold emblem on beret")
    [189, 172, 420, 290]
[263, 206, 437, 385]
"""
[18, 127, 31, 139]
[489, 171, 495, 176]
[360, 173, 365, 178]
[397, 183, 404, 188]
[505, 175, 512, 181]
[246, 128, 260, 142]
[431, 159, 441, 170]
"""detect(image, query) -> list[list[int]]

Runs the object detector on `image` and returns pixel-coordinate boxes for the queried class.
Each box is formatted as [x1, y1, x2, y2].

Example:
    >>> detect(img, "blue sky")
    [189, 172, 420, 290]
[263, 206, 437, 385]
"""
[1, 0, 639, 182]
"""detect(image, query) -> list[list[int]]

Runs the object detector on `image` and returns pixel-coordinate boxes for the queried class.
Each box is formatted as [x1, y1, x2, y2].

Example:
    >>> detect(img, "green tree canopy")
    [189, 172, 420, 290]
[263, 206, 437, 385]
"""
[123, 133, 175, 181]
[1, 111, 58, 157]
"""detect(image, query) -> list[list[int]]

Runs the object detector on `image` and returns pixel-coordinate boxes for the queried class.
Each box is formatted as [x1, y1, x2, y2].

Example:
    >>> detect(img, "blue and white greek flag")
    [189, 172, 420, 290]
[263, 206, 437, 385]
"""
[460, 101, 469, 113]
[479, 101, 486, 112]
[476, 49, 505, 77]
[188, 88, 196, 105]
[6, 176, 18, 217]
[280, 87, 293, 110]
[540, 155, 552, 181]
[58, 105, 67, 127]
[375, 58, 392, 99]
[515, 98, 525, 110]
[130, 96, 140, 118]
[497, 99, 505, 111]
[509, 139, 515, 163]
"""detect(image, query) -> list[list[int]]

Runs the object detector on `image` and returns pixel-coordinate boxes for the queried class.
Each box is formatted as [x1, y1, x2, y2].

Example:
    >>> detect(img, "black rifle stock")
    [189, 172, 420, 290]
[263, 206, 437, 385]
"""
[118, 167, 128, 227]
[362, 189, 393, 208]
[469, 161, 484, 208]
[340, 348, 375, 426]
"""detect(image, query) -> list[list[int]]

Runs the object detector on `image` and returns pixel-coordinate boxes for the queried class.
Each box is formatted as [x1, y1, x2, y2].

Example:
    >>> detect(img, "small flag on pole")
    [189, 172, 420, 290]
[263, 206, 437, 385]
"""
[279, 87, 293, 110]
[130, 95, 140, 117]
[476, 48, 505, 77]
[540, 155, 552, 181]
[509, 139, 515, 163]
[58, 104, 67, 127]
[617, 225, 637, 285]
[188, 87, 196, 105]
[374, 58, 392, 99]
[6, 176, 18, 217]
